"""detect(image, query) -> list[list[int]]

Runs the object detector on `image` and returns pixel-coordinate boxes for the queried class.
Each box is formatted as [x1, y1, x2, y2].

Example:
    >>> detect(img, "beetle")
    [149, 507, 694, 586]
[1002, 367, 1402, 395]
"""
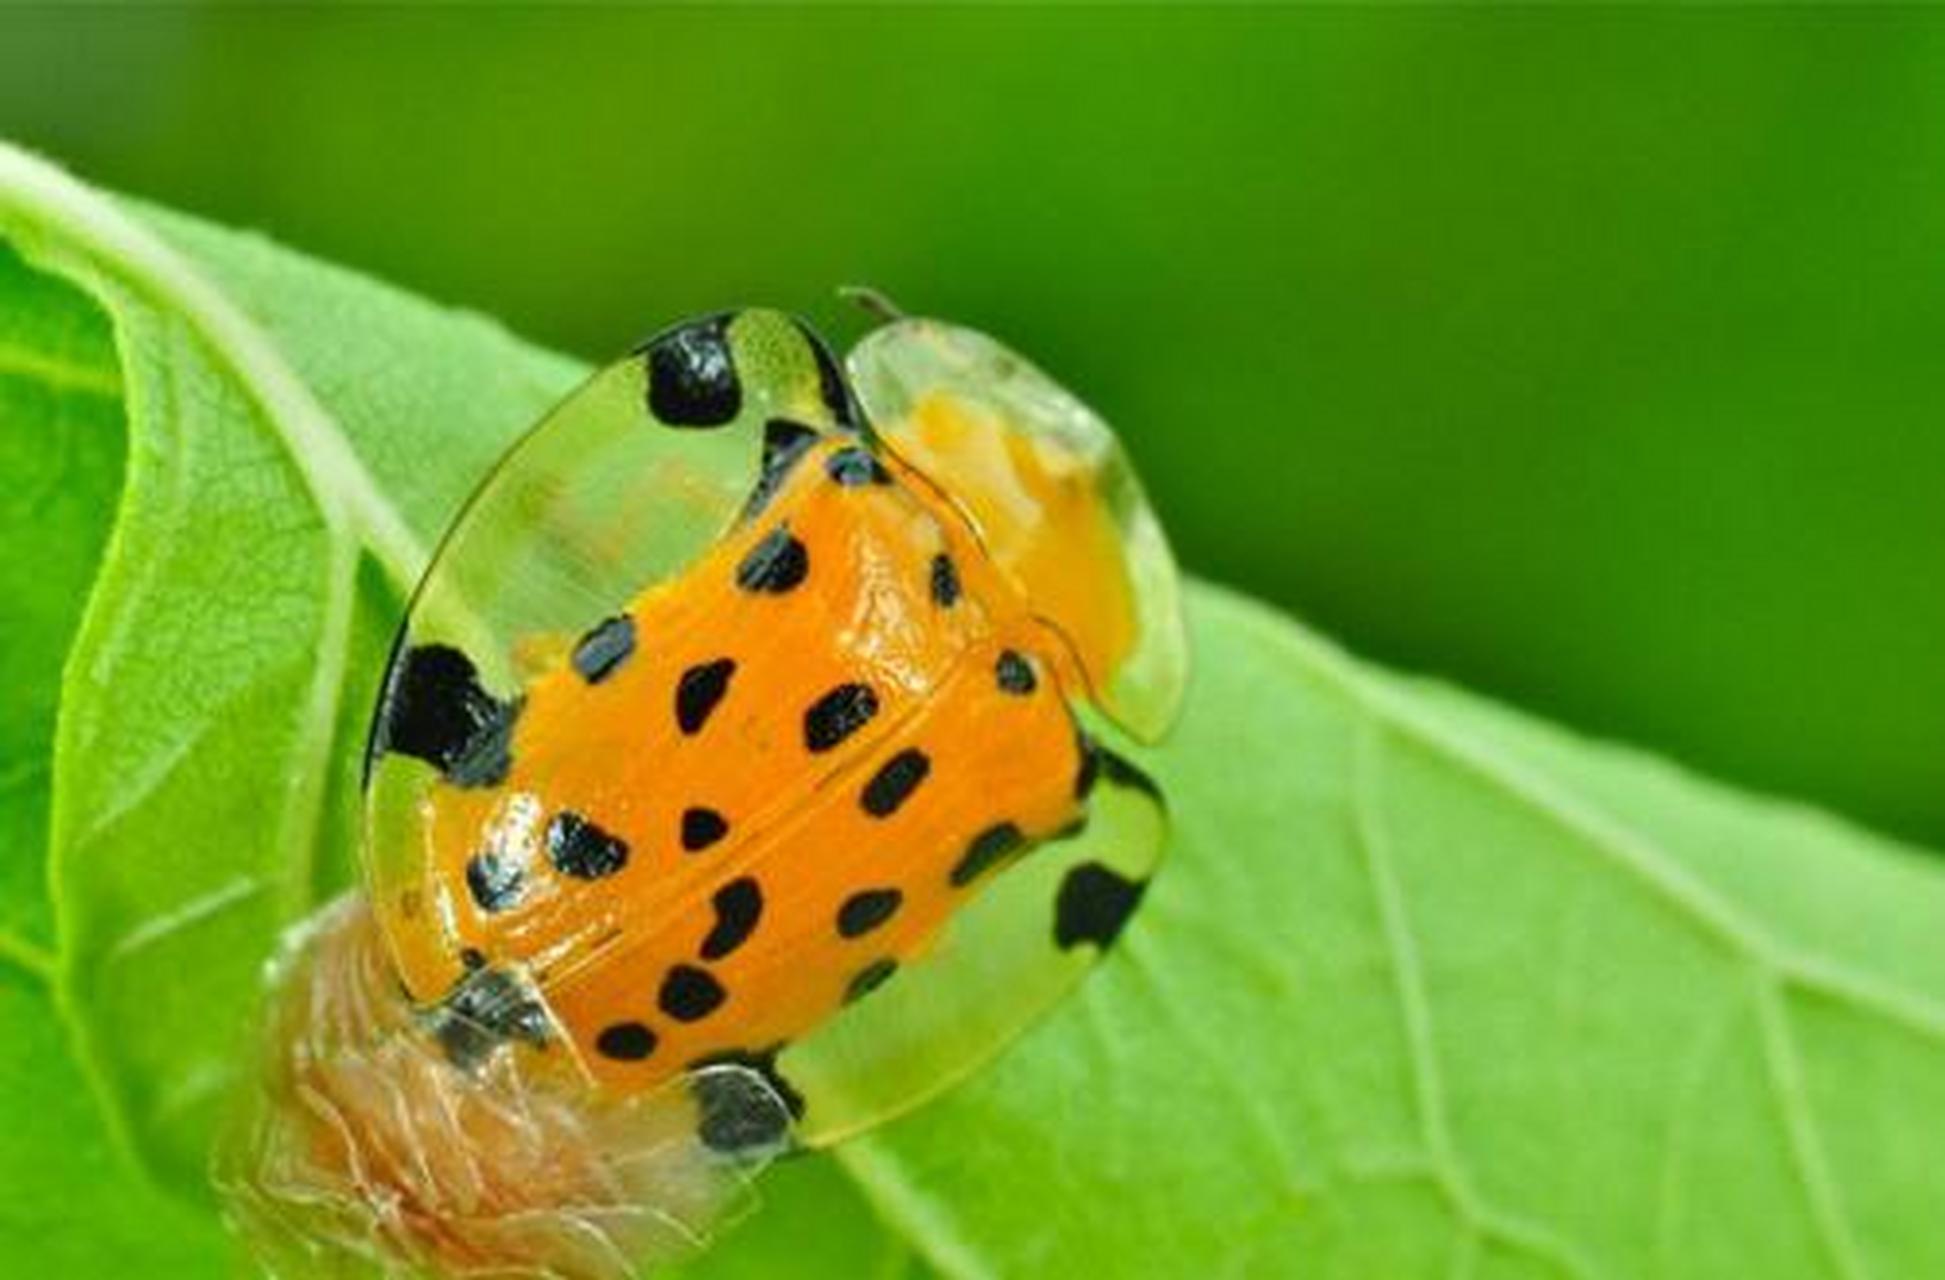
[226, 305, 1188, 1279]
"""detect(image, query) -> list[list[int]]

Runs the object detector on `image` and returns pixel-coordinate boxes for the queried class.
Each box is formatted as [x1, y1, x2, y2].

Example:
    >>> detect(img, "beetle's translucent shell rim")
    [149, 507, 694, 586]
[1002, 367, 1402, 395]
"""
[845, 317, 1189, 744]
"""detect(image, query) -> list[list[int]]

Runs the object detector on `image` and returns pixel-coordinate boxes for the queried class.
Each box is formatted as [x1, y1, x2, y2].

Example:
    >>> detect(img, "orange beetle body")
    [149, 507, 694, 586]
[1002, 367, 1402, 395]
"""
[376, 434, 1092, 1099]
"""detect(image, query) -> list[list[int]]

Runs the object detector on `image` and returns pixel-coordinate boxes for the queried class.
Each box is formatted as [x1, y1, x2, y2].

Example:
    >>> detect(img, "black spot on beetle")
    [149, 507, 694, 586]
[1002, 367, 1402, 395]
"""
[1054, 861, 1148, 951]
[465, 851, 523, 913]
[690, 1062, 792, 1156]
[1097, 748, 1165, 807]
[736, 526, 810, 593]
[701, 876, 763, 960]
[676, 658, 736, 735]
[370, 643, 520, 787]
[744, 418, 820, 519]
[690, 1044, 805, 1117]
[682, 806, 730, 852]
[642, 313, 740, 427]
[793, 317, 858, 429]
[546, 810, 630, 880]
[950, 821, 1025, 887]
[445, 698, 522, 788]
[836, 887, 902, 939]
[596, 1021, 658, 1062]
[804, 682, 878, 752]
[1074, 731, 1101, 800]
[860, 748, 930, 818]
[433, 964, 550, 1071]
[571, 614, 636, 683]
[1050, 812, 1091, 843]
[660, 963, 727, 1022]
[845, 958, 899, 1005]
[995, 649, 1037, 695]
[825, 445, 891, 487]
[929, 552, 961, 607]
[690, 1042, 805, 1153]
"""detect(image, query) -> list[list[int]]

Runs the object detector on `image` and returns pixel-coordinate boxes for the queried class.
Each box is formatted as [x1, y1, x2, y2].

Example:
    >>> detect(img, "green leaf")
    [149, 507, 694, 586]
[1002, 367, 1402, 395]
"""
[4, 141, 1943, 1277]
[0, 239, 229, 1274]
[0, 965, 232, 1274]
[826, 589, 1945, 1277]
[0, 238, 119, 961]
[0, 143, 578, 1194]
[665, 1159, 929, 1280]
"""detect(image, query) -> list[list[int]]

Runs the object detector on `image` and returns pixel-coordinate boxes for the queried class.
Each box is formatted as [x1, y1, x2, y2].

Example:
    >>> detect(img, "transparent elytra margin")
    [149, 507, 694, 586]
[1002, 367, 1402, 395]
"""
[846, 316, 1189, 746]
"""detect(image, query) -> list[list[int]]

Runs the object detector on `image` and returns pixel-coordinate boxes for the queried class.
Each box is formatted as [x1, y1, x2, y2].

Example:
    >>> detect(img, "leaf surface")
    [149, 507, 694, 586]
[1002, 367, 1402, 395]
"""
[825, 590, 1945, 1278]
[0, 234, 229, 1276]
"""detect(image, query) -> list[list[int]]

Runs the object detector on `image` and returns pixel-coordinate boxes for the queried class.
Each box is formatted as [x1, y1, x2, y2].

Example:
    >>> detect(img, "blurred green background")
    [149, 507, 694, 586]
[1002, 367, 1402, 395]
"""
[3, 7, 1940, 848]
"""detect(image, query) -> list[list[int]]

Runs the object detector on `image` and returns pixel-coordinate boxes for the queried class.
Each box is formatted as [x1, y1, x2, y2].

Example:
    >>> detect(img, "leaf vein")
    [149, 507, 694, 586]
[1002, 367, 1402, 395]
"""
[1120, 933, 1309, 1193]
[0, 929, 57, 985]
[0, 335, 121, 398]
[274, 532, 360, 923]
[1649, 993, 1740, 1271]
[1779, 955, 1945, 1047]
[1352, 715, 1600, 1280]
[835, 1140, 1004, 1280]
[1351, 718, 1460, 1175]
[1756, 977, 1870, 1280]
[102, 874, 269, 964]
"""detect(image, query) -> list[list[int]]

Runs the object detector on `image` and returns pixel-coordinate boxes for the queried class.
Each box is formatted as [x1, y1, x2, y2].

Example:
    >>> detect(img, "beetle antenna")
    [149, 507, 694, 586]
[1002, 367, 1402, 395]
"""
[837, 285, 907, 322]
